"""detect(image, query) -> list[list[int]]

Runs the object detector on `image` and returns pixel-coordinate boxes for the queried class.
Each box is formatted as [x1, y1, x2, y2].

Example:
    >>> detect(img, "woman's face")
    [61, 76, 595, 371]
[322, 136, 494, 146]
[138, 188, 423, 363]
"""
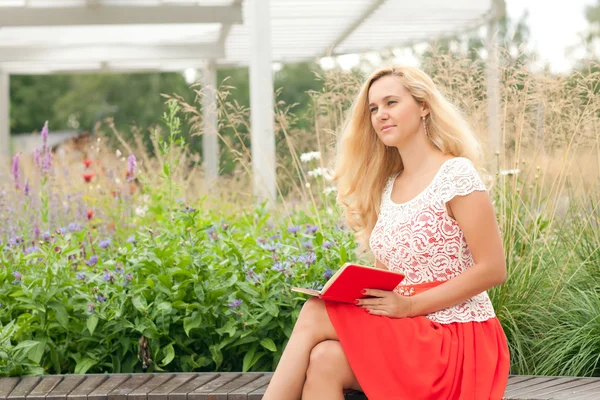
[368, 75, 424, 148]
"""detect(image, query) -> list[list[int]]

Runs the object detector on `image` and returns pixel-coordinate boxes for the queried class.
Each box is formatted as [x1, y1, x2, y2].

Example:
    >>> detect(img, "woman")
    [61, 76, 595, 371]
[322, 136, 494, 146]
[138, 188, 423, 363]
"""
[262, 66, 510, 400]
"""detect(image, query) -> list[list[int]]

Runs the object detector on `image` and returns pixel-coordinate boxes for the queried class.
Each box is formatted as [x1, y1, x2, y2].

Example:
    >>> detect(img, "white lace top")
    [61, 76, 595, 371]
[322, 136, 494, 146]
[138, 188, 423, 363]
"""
[369, 157, 497, 324]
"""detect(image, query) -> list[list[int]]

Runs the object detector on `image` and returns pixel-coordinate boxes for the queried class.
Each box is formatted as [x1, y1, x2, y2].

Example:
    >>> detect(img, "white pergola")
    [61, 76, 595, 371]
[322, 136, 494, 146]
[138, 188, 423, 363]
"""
[0, 0, 499, 204]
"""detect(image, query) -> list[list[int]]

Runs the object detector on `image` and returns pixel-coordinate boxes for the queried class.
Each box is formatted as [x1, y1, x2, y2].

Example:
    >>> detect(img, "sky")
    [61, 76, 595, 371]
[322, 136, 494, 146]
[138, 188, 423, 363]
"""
[323, 0, 598, 74]
[506, 0, 596, 73]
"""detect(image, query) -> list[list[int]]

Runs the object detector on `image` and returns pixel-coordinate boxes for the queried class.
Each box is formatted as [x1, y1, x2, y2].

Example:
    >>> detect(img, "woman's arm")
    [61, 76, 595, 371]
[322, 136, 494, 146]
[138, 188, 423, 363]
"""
[375, 258, 388, 270]
[410, 190, 507, 317]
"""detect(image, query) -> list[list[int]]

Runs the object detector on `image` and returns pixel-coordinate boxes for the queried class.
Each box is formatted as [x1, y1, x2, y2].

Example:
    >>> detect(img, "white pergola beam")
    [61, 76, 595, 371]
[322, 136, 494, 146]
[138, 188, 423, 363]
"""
[0, 70, 10, 160]
[0, 44, 224, 64]
[0, 5, 242, 26]
[326, 0, 386, 55]
[248, 0, 276, 205]
[201, 60, 219, 184]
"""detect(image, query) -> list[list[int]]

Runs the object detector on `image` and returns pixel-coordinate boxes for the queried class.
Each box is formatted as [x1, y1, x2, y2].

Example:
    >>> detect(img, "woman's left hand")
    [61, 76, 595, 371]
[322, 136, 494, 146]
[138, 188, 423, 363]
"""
[356, 289, 413, 318]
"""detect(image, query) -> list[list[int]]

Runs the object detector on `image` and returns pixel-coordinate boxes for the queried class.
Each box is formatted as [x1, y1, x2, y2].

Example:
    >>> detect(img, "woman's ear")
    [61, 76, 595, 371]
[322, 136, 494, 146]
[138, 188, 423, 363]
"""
[421, 102, 430, 118]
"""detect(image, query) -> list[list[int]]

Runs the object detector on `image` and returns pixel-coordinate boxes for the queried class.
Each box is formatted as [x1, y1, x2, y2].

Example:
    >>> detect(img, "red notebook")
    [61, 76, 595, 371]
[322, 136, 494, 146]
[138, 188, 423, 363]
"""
[291, 263, 405, 304]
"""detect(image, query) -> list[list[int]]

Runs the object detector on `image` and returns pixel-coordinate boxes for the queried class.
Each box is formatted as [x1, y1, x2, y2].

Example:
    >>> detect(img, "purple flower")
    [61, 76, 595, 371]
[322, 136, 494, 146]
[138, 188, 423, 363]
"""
[42, 152, 53, 173]
[11, 154, 20, 189]
[103, 269, 114, 282]
[68, 223, 82, 232]
[24, 246, 39, 255]
[182, 206, 196, 214]
[228, 299, 242, 308]
[41, 231, 51, 241]
[323, 269, 333, 279]
[88, 303, 95, 313]
[262, 242, 279, 252]
[76, 273, 86, 281]
[298, 253, 317, 265]
[12, 271, 22, 281]
[124, 273, 133, 286]
[23, 180, 30, 196]
[269, 233, 281, 241]
[127, 154, 137, 181]
[33, 148, 41, 168]
[126, 236, 137, 244]
[115, 265, 124, 275]
[272, 261, 291, 274]
[85, 255, 98, 266]
[9, 236, 23, 247]
[256, 237, 266, 244]
[56, 227, 67, 235]
[41, 121, 49, 150]
[303, 240, 313, 250]
[287, 225, 301, 234]
[322, 241, 335, 249]
[306, 225, 319, 234]
[97, 294, 107, 302]
[98, 239, 111, 249]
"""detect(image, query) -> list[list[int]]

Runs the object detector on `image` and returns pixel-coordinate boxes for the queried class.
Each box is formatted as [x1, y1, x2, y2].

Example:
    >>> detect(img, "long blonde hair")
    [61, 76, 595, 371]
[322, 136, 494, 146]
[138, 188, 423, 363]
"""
[332, 65, 484, 253]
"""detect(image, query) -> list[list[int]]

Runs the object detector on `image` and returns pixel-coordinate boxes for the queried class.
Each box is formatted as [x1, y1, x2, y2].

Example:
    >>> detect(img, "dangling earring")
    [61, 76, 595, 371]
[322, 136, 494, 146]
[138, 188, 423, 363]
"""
[421, 116, 429, 136]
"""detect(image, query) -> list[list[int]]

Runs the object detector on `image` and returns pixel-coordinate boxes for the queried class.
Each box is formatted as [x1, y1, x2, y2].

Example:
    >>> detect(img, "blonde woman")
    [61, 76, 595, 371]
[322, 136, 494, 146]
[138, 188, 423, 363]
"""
[263, 66, 510, 400]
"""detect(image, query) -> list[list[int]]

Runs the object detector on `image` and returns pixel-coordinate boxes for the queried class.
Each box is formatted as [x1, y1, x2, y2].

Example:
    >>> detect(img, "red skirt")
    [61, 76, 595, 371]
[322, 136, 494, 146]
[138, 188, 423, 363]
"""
[325, 282, 510, 400]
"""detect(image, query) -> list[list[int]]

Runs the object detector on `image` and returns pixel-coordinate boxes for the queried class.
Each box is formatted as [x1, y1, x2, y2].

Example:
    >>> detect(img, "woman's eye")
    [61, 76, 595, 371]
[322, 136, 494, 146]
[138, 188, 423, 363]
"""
[370, 107, 377, 113]
[387, 100, 397, 106]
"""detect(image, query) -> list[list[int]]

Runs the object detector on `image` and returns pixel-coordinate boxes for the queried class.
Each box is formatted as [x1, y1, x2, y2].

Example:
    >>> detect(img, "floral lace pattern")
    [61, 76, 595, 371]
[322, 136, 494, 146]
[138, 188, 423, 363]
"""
[369, 157, 497, 324]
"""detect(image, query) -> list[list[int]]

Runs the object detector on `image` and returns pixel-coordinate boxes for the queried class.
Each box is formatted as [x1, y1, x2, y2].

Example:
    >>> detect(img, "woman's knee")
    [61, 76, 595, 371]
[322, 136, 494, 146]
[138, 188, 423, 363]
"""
[306, 340, 348, 379]
[296, 297, 325, 328]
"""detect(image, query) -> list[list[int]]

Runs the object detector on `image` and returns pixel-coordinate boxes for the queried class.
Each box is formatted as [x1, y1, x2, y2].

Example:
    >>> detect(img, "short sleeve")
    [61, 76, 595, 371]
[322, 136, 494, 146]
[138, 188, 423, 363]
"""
[439, 158, 487, 204]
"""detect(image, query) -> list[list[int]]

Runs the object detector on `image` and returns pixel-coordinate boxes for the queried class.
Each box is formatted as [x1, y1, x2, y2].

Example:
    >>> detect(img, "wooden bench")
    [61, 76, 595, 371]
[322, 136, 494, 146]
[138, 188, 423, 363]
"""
[2, 373, 600, 399]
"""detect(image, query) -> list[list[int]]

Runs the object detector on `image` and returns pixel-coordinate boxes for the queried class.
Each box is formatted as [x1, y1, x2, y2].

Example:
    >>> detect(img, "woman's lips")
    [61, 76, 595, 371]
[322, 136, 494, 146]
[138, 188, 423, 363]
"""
[381, 125, 396, 132]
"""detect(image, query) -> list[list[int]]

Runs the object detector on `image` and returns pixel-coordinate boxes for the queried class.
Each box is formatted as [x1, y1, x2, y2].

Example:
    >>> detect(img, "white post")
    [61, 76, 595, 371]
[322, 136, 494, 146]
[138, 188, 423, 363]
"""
[248, 0, 276, 206]
[201, 60, 219, 184]
[486, 1, 501, 176]
[0, 70, 10, 163]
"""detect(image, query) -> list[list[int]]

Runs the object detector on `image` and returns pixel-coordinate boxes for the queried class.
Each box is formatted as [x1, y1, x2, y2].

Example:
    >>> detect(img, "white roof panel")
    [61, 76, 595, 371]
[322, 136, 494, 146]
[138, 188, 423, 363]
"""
[0, 0, 493, 73]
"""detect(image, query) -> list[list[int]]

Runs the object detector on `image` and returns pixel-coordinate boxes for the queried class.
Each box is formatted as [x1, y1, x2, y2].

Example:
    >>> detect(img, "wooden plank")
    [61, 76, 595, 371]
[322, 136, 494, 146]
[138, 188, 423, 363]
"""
[512, 377, 592, 398]
[504, 376, 561, 397]
[8, 377, 42, 400]
[187, 374, 241, 400]
[107, 375, 152, 400]
[128, 375, 174, 400]
[505, 377, 578, 398]
[167, 374, 218, 400]
[147, 375, 198, 400]
[550, 379, 600, 399]
[47, 376, 87, 400]
[207, 373, 263, 400]
[27, 376, 63, 400]
[0, 378, 20, 400]
[68, 376, 109, 400]
[228, 374, 272, 400]
[247, 383, 268, 400]
[88, 375, 131, 400]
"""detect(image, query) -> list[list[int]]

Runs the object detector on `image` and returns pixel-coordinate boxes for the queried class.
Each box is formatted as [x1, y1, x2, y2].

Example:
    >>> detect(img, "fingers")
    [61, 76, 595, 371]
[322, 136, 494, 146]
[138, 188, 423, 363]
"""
[362, 289, 389, 297]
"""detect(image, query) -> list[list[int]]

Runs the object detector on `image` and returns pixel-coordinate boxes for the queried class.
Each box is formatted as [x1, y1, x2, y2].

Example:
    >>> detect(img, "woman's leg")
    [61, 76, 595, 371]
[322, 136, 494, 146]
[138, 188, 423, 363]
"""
[262, 298, 348, 400]
[302, 340, 362, 400]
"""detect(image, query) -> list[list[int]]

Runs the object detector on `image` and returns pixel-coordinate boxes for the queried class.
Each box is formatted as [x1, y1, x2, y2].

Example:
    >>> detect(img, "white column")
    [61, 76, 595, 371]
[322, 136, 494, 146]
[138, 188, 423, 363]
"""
[486, 2, 501, 176]
[201, 60, 219, 184]
[248, 0, 276, 206]
[0, 70, 9, 162]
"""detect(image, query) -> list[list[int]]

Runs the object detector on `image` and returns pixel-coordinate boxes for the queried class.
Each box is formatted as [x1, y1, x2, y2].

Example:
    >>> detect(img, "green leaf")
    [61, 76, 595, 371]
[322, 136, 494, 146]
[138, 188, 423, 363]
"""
[264, 302, 279, 317]
[74, 357, 97, 374]
[163, 163, 170, 177]
[160, 343, 175, 366]
[260, 338, 277, 352]
[27, 340, 46, 364]
[242, 344, 257, 372]
[183, 313, 202, 337]
[49, 302, 69, 329]
[87, 314, 99, 335]
[315, 232, 324, 246]
[132, 296, 147, 312]
[209, 344, 223, 370]
[340, 246, 348, 264]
